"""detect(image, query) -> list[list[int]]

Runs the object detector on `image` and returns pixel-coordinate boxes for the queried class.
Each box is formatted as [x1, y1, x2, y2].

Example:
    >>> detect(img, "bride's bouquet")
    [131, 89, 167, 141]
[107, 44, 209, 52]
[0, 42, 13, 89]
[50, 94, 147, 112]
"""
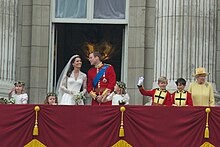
[74, 92, 86, 105]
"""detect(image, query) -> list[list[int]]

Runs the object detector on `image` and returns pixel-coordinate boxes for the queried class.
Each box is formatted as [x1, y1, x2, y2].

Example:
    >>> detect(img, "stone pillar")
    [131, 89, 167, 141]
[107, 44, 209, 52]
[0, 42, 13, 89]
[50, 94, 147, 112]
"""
[0, 0, 18, 97]
[154, 0, 217, 92]
[127, 1, 146, 104]
[29, 0, 50, 103]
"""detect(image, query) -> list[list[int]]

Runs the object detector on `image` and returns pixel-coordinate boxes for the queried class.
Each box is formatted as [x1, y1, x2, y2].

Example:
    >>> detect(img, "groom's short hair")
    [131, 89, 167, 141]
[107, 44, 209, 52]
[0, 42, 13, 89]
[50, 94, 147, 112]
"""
[93, 51, 102, 61]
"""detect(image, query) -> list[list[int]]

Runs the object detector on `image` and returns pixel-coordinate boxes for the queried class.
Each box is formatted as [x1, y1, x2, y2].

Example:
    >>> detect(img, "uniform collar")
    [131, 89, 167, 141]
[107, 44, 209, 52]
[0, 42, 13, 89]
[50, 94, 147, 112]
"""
[157, 88, 167, 92]
[176, 90, 186, 93]
[95, 62, 103, 68]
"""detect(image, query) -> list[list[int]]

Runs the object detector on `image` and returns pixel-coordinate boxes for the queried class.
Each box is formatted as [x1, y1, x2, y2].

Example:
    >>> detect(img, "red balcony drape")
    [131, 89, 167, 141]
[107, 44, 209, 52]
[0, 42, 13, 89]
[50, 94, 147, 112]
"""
[0, 105, 219, 147]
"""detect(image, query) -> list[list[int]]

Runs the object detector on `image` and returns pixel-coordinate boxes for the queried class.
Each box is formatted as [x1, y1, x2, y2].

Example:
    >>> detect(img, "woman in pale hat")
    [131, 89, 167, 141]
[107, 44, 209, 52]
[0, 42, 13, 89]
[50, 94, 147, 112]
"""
[188, 67, 215, 106]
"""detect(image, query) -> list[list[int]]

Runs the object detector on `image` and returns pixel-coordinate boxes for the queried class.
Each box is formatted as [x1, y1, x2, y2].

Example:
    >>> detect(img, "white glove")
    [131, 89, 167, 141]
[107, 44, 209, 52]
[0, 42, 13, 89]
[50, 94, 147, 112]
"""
[70, 90, 77, 95]
[137, 77, 144, 86]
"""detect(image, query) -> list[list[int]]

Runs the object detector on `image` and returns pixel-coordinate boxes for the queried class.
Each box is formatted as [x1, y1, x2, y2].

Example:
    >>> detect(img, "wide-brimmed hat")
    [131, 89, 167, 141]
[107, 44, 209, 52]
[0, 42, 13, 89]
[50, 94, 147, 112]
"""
[192, 67, 209, 77]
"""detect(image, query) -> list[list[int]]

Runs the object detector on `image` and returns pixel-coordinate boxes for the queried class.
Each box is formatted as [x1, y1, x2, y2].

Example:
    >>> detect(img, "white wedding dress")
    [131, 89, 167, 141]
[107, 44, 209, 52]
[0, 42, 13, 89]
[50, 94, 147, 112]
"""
[59, 71, 87, 105]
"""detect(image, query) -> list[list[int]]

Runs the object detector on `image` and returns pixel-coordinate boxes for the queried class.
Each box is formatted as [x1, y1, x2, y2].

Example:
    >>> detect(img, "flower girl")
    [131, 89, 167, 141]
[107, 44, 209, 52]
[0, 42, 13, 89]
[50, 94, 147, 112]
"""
[8, 81, 28, 104]
[106, 81, 130, 105]
[44, 92, 58, 105]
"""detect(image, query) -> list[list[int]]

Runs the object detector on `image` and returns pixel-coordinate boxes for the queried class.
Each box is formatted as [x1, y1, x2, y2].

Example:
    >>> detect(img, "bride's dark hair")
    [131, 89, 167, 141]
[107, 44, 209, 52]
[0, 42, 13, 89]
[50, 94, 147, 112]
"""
[66, 55, 80, 77]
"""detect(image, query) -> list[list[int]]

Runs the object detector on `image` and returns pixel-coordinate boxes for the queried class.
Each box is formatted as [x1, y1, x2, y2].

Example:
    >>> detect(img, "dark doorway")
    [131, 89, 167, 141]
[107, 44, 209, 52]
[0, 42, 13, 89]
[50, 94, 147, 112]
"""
[55, 23, 124, 84]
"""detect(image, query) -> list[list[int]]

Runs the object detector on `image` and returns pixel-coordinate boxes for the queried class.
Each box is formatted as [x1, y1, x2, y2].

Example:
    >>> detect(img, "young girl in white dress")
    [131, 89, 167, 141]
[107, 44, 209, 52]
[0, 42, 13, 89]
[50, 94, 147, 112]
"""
[56, 55, 87, 105]
[106, 81, 130, 105]
[44, 92, 58, 105]
[8, 81, 28, 104]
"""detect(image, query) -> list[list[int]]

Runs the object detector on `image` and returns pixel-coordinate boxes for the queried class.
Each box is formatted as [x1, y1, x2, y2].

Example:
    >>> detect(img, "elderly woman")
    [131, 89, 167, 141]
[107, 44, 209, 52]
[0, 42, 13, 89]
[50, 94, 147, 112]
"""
[188, 67, 215, 106]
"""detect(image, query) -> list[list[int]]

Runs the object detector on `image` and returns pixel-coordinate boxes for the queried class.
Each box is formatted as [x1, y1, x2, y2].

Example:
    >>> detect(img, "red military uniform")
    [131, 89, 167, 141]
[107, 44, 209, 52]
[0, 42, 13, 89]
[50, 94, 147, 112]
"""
[87, 63, 116, 105]
[171, 90, 193, 106]
[138, 87, 172, 106]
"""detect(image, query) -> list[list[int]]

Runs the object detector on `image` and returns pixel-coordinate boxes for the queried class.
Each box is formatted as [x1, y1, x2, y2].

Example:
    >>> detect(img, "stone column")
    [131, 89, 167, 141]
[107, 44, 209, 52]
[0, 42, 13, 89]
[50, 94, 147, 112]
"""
[154, 0, 217, 92]
[0, 0, 18, 97]
[29, 0, 50, 103]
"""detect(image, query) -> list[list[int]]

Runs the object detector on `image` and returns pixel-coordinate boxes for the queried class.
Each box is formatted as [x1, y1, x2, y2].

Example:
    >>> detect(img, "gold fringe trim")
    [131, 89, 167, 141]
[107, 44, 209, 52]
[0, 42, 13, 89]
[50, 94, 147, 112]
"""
[204, 108, 211, 139]
[33, 106, 40, 136]
[119, 106, 126, 137]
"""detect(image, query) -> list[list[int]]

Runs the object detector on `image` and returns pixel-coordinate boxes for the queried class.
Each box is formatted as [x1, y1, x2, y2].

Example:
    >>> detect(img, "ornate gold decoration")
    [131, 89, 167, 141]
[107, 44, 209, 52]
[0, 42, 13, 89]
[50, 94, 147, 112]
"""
[33, 106, 40, 136]
[153, 89, 167, 105]
[119, 106, 126, 137]
[111, 140, 132, 147]
[24, 139, 46, 147]
[111, 107, 132, 146]
[82, 41, 115, 61]
[204, 108, 211, 138]
[200, 142, 215, 147]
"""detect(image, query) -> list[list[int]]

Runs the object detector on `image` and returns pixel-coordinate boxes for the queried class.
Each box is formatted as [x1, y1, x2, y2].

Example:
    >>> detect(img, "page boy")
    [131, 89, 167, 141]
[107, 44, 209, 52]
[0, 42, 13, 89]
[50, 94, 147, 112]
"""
[137, 76, 172, 106]
[172, 78, 193, 106]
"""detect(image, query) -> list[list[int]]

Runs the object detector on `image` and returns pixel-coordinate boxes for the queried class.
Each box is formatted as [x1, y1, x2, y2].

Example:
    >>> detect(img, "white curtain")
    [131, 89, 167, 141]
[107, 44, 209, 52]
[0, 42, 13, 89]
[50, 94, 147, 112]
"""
[94, 0, 126, 19]
[55, 0, 87, 18]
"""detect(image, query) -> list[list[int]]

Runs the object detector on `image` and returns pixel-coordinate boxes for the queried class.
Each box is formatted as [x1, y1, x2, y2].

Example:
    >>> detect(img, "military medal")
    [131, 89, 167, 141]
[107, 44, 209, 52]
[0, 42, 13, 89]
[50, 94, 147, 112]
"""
[103, 78, 107, 83]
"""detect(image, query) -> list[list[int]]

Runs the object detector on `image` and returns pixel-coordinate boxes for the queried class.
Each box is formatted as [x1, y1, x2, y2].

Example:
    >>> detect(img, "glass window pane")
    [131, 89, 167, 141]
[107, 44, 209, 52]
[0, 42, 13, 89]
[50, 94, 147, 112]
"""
[94, 0, 126, 19]
[55, 0, 87, 18]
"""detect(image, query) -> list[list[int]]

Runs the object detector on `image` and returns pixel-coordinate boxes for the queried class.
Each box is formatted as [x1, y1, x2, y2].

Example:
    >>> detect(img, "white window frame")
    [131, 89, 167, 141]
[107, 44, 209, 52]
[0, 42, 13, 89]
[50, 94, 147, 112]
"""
[48, 0, 129, 91]
[51, 0, 129, 24]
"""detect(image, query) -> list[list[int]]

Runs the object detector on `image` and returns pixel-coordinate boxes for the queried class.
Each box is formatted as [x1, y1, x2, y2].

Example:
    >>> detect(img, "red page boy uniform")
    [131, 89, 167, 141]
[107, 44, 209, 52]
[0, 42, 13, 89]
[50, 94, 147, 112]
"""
[138, 87, 172, 106]
[87, 63, 116, 105]
[171, 90, 193, 106]
[137, 77, 172, 106]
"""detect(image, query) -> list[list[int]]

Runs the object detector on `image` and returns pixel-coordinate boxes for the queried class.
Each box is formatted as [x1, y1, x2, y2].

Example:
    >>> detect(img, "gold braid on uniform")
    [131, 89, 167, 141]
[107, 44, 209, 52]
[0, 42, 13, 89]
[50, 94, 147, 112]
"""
[102, 88, 111, 97]
[89, 91, 97, 100]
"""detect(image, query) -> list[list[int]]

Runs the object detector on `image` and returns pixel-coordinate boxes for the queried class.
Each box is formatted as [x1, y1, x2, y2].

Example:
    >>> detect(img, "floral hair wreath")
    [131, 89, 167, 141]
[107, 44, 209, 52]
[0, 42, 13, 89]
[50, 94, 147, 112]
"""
[14, 81, 25, 86]
[46, 92, 57, 98]
[116, 81, 126, 90]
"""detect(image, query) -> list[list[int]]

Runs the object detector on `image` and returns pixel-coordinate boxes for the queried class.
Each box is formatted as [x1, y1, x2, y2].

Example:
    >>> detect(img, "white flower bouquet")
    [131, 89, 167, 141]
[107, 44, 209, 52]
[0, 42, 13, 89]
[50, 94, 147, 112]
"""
[0, 98, 15, 104]
[118, 99, 126, 105]
[74, 92, 86, 105]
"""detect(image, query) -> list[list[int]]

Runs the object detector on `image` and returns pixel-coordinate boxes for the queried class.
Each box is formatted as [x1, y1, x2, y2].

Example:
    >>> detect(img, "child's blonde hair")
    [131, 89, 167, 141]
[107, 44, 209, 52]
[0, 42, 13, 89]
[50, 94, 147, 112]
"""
[158, 76, 168, 83]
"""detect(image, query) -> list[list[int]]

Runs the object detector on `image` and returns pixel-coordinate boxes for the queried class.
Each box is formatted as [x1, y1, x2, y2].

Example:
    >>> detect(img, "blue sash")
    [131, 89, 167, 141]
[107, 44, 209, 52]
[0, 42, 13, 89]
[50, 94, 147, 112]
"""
[93, 65, 109, 88]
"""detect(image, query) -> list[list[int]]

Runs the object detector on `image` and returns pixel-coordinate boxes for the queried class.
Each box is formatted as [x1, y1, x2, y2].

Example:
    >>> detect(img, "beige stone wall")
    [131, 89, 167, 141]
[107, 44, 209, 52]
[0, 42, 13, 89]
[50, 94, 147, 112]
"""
[143, 0, 156, 104]
[127, 0, 156, 105]
[16, 0, 32, 98]
[17, 0, 50, 104]
[127, 0, 147, 104]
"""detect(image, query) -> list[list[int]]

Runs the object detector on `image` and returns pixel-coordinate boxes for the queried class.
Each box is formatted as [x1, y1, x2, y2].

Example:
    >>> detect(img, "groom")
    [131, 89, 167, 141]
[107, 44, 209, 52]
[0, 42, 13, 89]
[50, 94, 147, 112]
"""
[87, 51, 116, 105]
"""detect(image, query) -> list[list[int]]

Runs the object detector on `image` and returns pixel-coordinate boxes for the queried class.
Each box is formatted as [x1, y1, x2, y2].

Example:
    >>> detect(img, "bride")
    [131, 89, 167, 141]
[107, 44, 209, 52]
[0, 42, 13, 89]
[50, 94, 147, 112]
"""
[56, 55, 87, 105]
